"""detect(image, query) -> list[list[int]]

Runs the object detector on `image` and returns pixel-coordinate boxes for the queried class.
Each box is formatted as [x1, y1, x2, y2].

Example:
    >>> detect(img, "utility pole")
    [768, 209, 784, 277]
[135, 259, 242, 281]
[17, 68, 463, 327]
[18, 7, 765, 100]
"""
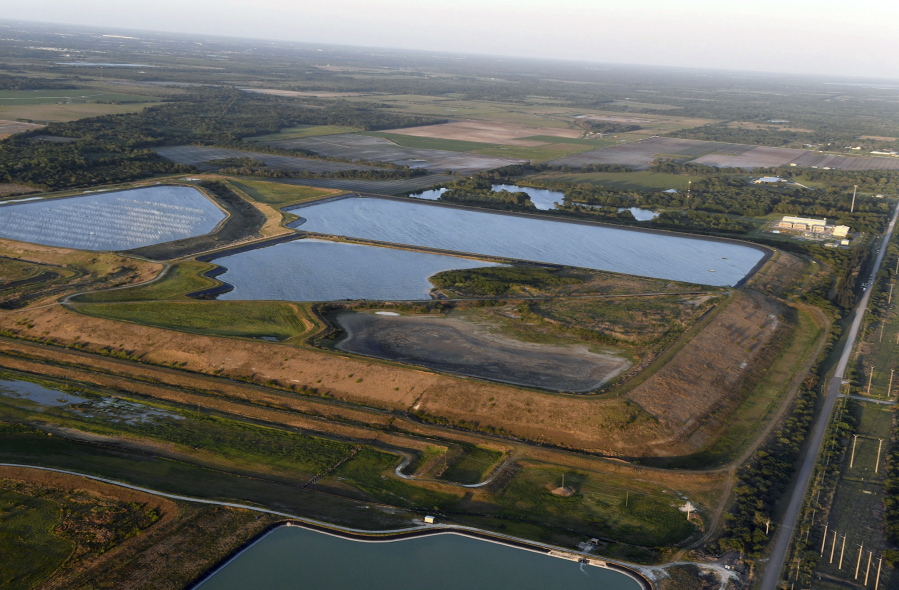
[889, 282, 895, 304]
[868, 367, 874, 395]
[851, 185, 857, 213]
[889, 369, 895, 398]
[865, 551, 873, 585]
[821, 523, 829, 556]
[880, 322, 885, 342]
[856, 543, 864, 579]
[876, 439, 883, 473]
[839, 535, 847, 569]
[830, 529, 837, 563]
[875, 556, 883, 590]
[850, 435, 859, 468]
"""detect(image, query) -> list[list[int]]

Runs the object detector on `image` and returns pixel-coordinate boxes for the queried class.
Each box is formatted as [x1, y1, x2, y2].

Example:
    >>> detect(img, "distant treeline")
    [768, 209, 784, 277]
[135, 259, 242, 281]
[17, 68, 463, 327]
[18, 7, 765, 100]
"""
[0, 88, 444, 190]
[0, 73, 78, 91]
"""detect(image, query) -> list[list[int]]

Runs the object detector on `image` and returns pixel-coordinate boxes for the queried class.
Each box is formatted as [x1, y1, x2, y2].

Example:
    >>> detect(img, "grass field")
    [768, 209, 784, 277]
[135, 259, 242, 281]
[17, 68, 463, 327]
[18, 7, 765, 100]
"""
[73, 300, 314, 341]
[363, 131, 490, 153]
[439, 446, 504, 485]
[0, 102, 157, 122]
[0, 488, 71, 590]
[247, 125, 362, 142]
[73, 260, 215, 303]
[228, 178, 342, 206]
[534, 171, 703, 191]
[0, 89, 160, 105]
[493, 464, 695, 548]
[812, 400, 894, 584]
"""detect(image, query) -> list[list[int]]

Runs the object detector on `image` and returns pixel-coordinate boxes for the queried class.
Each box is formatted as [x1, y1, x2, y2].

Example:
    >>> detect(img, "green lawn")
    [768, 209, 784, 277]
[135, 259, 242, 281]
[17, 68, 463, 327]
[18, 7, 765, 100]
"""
[495, 466, 695, 547]
[439, 446, 504, 485]
[74, 300, 313, 341]
[72, 261, 217, 303]
[229, 178, 341, 206]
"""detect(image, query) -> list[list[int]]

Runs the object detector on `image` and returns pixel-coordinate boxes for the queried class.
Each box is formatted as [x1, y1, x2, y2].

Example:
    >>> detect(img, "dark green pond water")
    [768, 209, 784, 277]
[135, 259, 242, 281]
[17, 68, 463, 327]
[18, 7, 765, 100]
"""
[196, 526, 643, 590]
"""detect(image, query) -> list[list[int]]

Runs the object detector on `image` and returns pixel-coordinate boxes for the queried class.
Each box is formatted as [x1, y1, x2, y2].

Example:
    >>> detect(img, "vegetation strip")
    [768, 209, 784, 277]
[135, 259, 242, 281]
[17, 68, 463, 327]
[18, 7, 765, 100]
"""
[0, 463, 652, 590]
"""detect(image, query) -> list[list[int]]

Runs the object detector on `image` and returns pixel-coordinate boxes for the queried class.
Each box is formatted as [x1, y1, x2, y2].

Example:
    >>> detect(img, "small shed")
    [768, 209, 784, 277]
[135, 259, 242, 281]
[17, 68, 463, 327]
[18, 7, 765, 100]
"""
[424, 515, 436, 524]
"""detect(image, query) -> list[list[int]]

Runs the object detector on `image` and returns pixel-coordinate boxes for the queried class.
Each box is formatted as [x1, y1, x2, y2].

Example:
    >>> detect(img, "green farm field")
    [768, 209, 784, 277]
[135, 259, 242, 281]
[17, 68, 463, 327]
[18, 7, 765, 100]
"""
[228, 177, 343, 206]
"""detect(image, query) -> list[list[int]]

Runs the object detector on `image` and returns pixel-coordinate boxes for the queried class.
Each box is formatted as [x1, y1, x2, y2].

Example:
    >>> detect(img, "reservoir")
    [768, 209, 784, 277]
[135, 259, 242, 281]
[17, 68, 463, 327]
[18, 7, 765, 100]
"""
[196, 526, 643, 590]
[288, 196, 765, 287]
[0, 185, 225, 251]
[216, 239, 497, 301]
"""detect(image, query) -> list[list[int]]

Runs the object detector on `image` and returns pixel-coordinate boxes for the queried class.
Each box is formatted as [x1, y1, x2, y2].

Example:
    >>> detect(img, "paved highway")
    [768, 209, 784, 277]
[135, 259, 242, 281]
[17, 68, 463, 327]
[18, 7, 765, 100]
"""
[759, 205, 898, 589]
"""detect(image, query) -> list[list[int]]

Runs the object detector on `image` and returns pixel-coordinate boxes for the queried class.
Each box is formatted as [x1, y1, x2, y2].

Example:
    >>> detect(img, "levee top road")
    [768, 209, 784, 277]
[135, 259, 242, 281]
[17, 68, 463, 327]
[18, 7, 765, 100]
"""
[0, 186, 225, 251]
[289, 197, 764, 287]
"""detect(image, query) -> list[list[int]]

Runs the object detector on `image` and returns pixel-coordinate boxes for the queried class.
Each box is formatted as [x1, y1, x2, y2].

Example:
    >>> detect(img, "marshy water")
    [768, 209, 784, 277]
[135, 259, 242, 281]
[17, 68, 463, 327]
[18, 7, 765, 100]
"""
[0, 185, 225, 251]
[216, 239, 496, 301]
[196, 526, 643, 590]
[288, 196, 764, 286]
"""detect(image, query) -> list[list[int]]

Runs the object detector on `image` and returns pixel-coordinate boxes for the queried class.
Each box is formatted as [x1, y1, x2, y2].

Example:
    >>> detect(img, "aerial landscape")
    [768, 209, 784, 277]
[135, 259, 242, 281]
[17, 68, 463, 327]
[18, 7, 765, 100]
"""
[0, 3, 899, 589]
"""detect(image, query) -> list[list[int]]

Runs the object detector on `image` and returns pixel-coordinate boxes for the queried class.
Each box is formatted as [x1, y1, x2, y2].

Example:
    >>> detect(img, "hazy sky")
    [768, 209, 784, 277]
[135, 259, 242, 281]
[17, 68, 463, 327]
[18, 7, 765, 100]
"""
[7, 0, 899, 78]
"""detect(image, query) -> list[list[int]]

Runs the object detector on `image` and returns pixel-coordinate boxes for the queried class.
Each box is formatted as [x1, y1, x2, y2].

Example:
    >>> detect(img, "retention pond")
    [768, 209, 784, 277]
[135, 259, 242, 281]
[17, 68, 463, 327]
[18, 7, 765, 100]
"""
[288, 196, 766, 287]
[215, 239, 496, 301]
[0, 185, 225, 251]
[196, 526, 644, 590]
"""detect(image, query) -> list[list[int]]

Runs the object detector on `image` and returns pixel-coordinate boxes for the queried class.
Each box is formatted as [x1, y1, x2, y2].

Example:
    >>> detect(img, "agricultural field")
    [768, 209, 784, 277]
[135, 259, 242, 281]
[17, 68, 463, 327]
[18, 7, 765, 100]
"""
[154, 145, 380, 173]
[549, 136, 899, 171]
[273, 174, 456, 195]
[0, 119, 43, 139]
[261, 133, 527, 174]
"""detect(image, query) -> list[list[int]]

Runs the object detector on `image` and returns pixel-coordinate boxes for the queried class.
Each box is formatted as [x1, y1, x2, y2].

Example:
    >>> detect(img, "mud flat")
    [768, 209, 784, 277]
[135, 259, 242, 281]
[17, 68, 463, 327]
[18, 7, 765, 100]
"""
[287, 196, 767, 287]
[0, 185, 225, 251]
[334, 311, 630, 392]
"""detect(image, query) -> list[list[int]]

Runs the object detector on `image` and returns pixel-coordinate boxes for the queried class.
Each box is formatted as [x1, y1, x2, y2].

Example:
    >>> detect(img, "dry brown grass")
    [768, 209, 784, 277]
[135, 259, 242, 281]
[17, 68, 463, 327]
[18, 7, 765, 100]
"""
[0, 119, 43, 139]
[0, 184, 36, 197]
[626, 290, 793, 455]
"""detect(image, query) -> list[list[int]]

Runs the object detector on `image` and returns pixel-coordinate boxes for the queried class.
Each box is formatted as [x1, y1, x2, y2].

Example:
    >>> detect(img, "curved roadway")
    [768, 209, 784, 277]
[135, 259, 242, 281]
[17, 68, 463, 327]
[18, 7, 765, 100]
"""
[759, 205, 898, 589]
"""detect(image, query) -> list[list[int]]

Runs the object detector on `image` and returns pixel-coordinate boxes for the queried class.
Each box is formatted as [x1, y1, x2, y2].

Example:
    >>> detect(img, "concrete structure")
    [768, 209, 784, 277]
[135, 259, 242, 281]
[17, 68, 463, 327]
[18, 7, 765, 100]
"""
[778, 216, 827, 232]
[754, 176, 788, 184]
[833, 225, 851, 238]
